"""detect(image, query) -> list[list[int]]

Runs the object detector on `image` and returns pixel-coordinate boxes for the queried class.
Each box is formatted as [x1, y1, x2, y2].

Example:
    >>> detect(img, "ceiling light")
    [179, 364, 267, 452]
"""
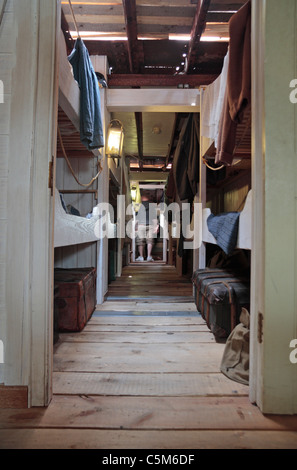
[152, 126, 162, 135]
[70, 31, 128, 41]
[201, 36, 230, 42]
[169, 34, 191, 41]
[169, 33, 229, 42]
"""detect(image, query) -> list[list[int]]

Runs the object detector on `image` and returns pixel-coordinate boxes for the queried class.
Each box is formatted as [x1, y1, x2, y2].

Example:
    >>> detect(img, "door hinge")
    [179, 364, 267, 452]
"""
[48, 158, 54, 193]
[258, 312, 264, 344]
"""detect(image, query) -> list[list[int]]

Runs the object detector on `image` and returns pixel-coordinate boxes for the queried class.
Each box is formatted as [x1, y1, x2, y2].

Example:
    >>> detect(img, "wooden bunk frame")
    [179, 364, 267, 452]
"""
[54, 188, 99, 248]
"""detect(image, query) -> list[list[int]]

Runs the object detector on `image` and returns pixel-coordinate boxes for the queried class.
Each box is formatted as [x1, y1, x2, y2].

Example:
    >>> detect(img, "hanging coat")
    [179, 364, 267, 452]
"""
[173, 113, 200, 202]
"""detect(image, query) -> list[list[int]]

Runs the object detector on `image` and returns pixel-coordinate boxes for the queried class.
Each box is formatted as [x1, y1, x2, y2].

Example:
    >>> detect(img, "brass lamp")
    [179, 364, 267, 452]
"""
[131, 185, 137, 202]
[106, 119, 124, 158]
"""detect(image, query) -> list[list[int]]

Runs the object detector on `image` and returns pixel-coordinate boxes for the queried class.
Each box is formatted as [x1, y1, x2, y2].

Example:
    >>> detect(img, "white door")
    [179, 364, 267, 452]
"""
[250, 0, 297, 414]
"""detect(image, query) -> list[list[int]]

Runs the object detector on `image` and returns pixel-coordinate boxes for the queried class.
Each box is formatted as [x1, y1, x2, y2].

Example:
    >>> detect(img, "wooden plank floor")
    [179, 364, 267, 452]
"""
[1, 265, 297, 450]
[105, 263, 194, 301]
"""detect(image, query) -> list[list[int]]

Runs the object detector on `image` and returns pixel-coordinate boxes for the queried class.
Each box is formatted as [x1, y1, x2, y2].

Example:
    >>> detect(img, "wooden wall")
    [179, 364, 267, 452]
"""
[0, 0, 13, 385]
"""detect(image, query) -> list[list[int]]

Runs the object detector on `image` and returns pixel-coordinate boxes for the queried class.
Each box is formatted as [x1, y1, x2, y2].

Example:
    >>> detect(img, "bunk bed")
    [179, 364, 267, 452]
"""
[193, 2, 252, 339]
[199, 37, 252, 257]
[55, 30, 107, 249]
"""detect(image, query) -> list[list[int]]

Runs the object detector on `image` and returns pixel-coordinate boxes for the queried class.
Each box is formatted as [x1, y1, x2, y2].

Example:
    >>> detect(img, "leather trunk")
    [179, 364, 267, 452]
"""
[54, 268, 97, 332]
[192, 268, 250, 339]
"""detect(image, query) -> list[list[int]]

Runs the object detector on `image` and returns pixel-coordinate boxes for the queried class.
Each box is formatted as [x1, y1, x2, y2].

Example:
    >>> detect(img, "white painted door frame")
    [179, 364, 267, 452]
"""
[30, 0, 60, 407]
[5, 0, 59, 407]
[250, 0, 297, 414]
[249, 0, 266, 410]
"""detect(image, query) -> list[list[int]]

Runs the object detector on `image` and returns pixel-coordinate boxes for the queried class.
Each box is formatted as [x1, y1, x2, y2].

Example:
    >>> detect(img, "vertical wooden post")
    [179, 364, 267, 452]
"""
[194, 87, 207, 272]
[250, 0, 265, 410]
[5, 0, 59, 406]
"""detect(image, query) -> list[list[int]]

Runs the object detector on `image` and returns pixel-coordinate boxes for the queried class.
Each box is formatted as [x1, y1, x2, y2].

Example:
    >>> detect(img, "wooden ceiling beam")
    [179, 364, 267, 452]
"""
[208, 2, 247, 12]
[122, 0, 144, 74]
[185, 0, 211, 74]
[61, 7, 75, 54]
[107, 73, 217, 87]
[122, 0, 145, 168]
[134, 112, 144, 166]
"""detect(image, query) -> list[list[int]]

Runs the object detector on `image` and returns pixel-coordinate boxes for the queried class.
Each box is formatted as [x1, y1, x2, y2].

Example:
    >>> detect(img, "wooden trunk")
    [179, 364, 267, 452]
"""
[192, 268, 250, 339]
[54, 268, 97, 332]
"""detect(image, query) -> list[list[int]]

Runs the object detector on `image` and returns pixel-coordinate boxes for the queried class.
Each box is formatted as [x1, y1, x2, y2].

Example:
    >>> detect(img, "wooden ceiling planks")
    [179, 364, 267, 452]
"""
[107, 74, 218, 88]
[62, 0, 233, 77]
[112, 111, 176, 160]
[62, 1, 244, 39]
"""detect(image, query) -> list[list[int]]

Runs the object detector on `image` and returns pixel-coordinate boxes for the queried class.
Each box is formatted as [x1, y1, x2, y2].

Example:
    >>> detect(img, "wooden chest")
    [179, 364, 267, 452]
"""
[192, 268, 250, 339]
[54, 268, 97, 332]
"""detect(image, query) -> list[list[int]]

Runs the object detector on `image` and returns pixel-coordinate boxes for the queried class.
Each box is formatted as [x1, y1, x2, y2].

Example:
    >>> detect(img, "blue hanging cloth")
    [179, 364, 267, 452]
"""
[68, 38, 104, 151]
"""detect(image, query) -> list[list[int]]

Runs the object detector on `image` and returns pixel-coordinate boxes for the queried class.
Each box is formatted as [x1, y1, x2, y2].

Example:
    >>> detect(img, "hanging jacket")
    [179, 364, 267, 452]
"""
[68, 38, 104, 151]
[173, 113, 200, 201]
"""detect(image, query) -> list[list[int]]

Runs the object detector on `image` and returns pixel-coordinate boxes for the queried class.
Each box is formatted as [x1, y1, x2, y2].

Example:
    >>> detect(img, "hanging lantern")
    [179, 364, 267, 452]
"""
[106, 119, 124, 158]
[131, 185, 137, 202]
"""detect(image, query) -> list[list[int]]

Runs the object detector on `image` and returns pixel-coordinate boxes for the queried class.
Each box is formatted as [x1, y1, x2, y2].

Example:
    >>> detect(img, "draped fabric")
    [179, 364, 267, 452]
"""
[207, 211, 240, 256]
[215, 1, 251, 166]
[220, 308, 250, 385]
